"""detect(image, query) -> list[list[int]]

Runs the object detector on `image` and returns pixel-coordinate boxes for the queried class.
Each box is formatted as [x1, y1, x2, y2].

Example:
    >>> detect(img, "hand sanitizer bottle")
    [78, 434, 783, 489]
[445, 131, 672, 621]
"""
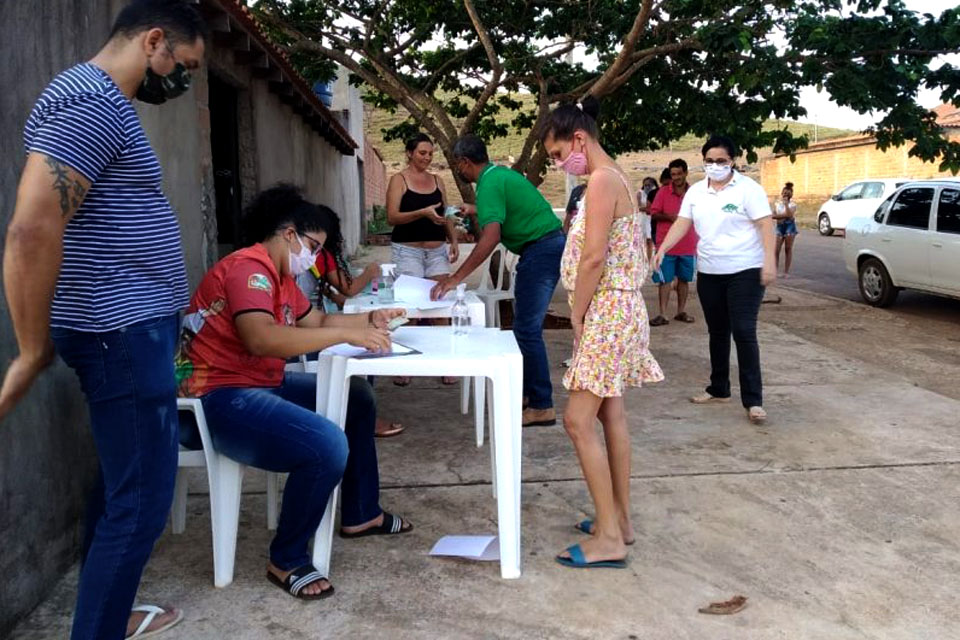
[452, 283, 470, 336]
[378, 264, 395, 303]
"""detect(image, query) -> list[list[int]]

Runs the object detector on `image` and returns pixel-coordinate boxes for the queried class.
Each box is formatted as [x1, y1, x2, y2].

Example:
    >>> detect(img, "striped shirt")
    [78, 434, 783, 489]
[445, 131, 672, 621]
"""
[23, 63, 189, 332]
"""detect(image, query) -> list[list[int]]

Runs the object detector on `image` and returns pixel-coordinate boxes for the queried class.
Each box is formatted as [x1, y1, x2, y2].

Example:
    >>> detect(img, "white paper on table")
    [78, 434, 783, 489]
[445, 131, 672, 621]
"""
[322, 341, 418, 358]
[428, 535, 500, 561]
[393, 274, 456, 309]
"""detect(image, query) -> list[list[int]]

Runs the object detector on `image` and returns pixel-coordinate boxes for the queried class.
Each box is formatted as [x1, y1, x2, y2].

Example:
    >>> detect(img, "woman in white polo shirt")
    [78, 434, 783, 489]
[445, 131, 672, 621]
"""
[653, 135, 776, 424]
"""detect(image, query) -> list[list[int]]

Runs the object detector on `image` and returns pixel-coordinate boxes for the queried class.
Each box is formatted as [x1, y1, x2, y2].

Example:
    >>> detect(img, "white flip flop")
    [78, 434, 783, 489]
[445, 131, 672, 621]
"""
[126, 605, 184, 639]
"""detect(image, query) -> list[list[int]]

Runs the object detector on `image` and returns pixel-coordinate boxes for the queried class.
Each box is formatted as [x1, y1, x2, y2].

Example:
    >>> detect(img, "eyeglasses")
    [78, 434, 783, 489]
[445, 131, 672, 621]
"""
[703, 158, 732, 166]
[301, 234, 325, 256]
[289, 228, 324, 256]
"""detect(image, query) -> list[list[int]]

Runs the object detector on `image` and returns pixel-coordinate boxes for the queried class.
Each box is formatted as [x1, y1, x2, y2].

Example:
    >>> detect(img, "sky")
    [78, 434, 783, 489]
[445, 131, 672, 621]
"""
[565, 0, 957, 131]
[792, 0, 958, 130]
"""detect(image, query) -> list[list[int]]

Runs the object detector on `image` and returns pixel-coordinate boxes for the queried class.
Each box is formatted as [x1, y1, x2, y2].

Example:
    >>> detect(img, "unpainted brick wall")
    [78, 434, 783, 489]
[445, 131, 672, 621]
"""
[760, 131, 960, 200]
[364, 139, 387, 209]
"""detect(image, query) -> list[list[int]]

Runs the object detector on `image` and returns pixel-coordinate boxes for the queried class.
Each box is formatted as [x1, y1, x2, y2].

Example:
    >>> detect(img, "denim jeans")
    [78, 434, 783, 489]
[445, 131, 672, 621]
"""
[696, 268, 765, 408]
[513, 230, 565, 410]
[192, 373, 381, 570]
[52, 314, 180, 640]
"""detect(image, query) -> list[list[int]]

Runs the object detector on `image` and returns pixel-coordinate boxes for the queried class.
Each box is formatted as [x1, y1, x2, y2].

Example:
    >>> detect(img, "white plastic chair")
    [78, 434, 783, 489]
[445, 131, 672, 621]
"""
[472, 244, 517, 328]
[172, 398, 281, 587]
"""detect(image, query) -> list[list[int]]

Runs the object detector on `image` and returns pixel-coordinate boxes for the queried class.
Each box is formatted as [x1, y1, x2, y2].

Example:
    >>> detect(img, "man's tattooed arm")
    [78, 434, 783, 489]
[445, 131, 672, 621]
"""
[44, 156, 87, 218]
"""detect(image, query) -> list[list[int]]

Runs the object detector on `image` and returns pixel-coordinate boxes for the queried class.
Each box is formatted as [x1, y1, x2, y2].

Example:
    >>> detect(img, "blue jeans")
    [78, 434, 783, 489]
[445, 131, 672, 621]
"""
[192, 373, 382, 570]
[513, 230, 565, 410]
[52, 314, 180, 640]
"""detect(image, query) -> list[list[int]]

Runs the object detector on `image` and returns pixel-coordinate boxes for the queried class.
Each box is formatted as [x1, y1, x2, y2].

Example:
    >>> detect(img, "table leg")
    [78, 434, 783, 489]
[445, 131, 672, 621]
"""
[460, 376, 470, 415]
[492, 362, 521, 579]
[311, 358, 348, 576]
[474, 376, 486, 448]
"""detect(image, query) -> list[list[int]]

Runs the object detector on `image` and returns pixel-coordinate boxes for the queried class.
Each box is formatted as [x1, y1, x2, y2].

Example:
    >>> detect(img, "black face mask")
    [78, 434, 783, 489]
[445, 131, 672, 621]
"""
[136, 61, 192, 105]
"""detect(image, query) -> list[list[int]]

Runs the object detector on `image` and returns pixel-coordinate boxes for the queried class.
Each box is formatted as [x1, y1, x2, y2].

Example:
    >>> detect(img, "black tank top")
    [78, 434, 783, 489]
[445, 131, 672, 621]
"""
[391, 174, 447, 243]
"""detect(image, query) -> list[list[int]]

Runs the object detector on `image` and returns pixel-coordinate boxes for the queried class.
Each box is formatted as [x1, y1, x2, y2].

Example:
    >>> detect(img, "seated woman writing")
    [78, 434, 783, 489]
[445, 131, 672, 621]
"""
[176, 184, 412, 601]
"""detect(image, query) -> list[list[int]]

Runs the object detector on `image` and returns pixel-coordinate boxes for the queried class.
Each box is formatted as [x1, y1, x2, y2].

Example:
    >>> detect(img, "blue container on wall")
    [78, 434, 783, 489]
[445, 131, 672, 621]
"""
[312, 81, 334, 107]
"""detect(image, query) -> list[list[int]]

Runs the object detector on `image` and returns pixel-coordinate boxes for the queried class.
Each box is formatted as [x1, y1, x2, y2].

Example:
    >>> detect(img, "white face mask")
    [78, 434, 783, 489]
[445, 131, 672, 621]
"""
[704, 163, 732, 182]
[288, 234, 315, 276]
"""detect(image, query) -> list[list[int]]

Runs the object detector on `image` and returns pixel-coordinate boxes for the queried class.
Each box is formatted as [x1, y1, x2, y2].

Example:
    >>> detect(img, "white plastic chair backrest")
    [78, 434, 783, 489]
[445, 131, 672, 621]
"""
[479, 244, 511, 293]
[177, 397, 220, 473]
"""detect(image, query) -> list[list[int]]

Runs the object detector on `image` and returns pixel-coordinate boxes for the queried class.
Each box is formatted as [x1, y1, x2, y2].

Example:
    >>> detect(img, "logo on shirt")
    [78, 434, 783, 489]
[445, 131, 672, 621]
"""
[721, 203, 740, 214]
[248, 273, 272, 292]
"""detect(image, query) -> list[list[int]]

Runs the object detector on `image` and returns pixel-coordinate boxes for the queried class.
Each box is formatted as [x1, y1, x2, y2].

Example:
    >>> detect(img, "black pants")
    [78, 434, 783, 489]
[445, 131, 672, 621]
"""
[696, 268, 765, 408]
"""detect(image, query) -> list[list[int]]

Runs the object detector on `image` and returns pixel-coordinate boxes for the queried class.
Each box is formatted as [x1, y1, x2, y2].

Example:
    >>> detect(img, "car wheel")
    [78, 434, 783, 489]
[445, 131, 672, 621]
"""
[858, 258, 899, 307]
[818, 213, 834, 236]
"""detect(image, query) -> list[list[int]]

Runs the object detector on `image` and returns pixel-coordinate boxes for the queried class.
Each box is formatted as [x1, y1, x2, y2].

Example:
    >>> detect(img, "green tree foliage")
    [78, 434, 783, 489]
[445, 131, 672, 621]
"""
[254, 0, 960, 196]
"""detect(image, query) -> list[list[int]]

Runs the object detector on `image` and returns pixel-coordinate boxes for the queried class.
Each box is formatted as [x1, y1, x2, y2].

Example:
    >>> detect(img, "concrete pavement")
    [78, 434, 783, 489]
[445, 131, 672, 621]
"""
[9, 276, 960, 640]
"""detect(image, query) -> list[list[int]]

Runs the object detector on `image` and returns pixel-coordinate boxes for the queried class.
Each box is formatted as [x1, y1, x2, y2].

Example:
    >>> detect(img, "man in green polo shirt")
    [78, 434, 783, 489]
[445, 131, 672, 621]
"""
[431, 134, 564, 426]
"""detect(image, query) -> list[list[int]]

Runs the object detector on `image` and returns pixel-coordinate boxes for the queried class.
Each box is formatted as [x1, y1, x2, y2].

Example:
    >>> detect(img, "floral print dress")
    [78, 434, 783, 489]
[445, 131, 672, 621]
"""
[561, 167, 664, 397]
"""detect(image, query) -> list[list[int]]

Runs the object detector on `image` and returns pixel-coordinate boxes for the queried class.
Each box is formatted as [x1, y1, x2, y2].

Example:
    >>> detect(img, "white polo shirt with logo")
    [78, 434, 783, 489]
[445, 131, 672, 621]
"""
[678, 171, 771, 274]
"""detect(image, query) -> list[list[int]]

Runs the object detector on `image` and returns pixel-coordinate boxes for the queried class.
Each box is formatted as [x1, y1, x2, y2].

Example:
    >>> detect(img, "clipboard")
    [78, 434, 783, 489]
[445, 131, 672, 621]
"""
[353, 341, 421, 359]
[323, 341, 421, 359]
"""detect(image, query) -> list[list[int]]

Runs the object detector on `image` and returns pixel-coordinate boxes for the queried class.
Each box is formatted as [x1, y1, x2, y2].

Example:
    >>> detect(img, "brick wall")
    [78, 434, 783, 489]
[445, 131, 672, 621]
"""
[364, 139, 387, 209]
[760, 130, 960, 201]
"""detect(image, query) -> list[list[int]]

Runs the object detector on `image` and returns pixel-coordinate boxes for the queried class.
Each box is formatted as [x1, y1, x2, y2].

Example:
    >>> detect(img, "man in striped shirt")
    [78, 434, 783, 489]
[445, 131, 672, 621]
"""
[1, 2, 207, 638]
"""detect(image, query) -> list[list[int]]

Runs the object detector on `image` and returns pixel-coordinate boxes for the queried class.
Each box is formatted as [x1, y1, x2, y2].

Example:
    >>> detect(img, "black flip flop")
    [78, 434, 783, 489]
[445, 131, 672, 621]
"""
[266, 564, 334, 600]
[340, 512, 413, 538]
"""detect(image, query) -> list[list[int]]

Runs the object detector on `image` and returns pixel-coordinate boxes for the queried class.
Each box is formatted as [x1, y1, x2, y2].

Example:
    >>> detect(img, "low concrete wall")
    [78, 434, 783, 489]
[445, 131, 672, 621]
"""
[760, 132, 960, 201]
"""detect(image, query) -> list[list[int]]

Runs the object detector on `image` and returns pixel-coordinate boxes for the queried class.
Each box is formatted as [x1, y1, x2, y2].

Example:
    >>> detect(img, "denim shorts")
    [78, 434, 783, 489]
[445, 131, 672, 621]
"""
[776, 219, 799, 237]
[391, 243, 450, 278]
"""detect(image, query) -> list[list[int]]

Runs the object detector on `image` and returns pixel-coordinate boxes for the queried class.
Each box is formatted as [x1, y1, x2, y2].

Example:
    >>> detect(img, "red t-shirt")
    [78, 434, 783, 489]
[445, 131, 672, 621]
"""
[176, 244, 312, 398]
[313, 249, 337, 277]
[650, 184, 699, 256]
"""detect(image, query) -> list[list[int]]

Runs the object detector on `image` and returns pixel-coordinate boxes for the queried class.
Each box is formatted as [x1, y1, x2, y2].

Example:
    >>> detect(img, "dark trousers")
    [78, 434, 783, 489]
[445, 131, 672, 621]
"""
[195, 374, 381, 570]
[696, 268, 765, 408]
[513, 230, 565, 410]
[52, 314, 181, 640]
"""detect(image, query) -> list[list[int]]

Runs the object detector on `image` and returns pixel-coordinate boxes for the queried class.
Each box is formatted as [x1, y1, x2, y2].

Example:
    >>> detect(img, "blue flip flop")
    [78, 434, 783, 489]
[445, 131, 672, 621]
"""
[573, 519, 635, 545]
[574, 519, 593, 535]
[555, 543, 627, 569]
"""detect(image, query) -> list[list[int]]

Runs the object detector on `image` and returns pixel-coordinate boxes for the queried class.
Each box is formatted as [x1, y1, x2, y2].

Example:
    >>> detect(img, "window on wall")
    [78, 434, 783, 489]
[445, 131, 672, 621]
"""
[838, 183, 864, 200]
[886, 188, 934, 229]
[937, 189, 960, 235]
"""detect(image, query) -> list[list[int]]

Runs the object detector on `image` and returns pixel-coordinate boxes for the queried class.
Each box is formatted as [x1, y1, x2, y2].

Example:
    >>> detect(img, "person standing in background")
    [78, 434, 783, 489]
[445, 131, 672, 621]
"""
[0, 2, 207, 637]
[648, 159, 698, 326]
[773, 181, 799, 278]
[386, 133, 461, 387]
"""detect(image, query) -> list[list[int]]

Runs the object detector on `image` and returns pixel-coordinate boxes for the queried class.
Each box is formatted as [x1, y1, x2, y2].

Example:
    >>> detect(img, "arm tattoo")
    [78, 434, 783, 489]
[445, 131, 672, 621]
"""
[44, 156, 86, 218]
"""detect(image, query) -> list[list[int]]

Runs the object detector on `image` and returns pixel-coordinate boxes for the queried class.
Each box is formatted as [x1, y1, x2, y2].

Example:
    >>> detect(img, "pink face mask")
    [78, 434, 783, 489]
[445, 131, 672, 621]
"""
[556, 140, 589, 176]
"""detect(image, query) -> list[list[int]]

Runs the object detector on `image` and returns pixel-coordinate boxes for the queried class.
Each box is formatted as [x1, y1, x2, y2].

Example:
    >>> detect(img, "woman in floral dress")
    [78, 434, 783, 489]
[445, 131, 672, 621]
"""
[541, 97, 663, 569]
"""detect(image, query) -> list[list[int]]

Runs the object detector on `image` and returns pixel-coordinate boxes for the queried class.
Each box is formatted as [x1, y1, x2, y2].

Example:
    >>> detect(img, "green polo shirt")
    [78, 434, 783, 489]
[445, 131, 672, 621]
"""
[475, 164, 562, 254]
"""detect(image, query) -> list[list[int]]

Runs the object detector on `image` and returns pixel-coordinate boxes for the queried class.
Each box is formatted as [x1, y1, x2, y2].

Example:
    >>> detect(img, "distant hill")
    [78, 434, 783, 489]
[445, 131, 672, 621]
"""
[363, 94, 856, 209]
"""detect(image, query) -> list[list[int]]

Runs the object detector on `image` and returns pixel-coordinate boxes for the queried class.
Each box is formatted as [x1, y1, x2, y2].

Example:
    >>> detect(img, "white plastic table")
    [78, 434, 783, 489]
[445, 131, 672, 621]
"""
[343, 291, 486, 328]
[307, 326, 523, 579]
[343, 291, 488, 426]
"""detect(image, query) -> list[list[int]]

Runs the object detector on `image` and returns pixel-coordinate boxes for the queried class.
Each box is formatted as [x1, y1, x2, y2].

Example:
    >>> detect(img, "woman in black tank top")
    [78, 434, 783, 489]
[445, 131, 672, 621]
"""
[385, 133, 463, 387]
[386, 133, 460, 280]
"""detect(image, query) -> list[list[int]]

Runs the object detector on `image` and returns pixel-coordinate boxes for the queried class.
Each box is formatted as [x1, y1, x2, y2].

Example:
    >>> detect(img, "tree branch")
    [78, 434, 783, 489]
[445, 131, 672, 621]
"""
[588, 0, 655, 97]
[461, 0, 504, 133]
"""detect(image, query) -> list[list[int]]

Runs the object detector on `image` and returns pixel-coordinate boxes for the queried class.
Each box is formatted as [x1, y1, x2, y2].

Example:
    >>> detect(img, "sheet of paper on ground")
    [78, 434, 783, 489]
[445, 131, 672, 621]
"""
[429, 535, 500, 561]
